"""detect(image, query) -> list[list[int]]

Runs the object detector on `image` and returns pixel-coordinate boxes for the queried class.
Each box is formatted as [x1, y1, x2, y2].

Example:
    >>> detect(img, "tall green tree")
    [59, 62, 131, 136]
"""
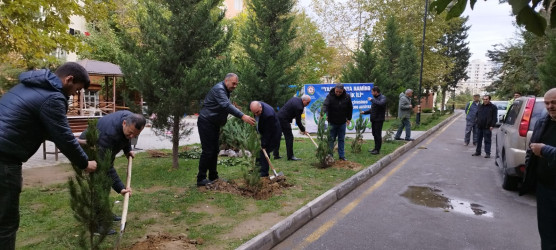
[236, 0, 304, 108]
[486, 31, 547, 97]
[438, 17, 470, 110]
[375, 17, 404, 115]
[395, 34, 420, 98]
[538, 34, 556, 92]
[340, 34, 378, 83]
[119, 0, 232, 169]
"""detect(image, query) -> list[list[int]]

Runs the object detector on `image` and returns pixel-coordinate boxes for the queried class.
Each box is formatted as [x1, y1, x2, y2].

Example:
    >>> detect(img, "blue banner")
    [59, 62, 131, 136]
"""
[304, 83, 374, 133]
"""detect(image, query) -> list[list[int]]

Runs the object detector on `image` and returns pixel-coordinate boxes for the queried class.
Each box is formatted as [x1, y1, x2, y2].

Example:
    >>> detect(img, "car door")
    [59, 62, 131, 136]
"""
[496, 99, 522, 168]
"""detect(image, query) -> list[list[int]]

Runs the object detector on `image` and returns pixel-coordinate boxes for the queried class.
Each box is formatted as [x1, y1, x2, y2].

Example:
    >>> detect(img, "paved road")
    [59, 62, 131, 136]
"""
[274, 114, 539, 250]
[24, 116, 424, 169]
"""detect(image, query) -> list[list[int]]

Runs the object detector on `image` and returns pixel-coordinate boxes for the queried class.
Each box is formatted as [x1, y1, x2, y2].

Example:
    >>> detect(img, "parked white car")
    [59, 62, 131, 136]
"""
[491, 100, 508, 127]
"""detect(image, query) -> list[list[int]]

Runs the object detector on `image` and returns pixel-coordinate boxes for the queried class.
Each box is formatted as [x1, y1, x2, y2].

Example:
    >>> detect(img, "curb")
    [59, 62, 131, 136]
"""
[237, 112, 462, 250]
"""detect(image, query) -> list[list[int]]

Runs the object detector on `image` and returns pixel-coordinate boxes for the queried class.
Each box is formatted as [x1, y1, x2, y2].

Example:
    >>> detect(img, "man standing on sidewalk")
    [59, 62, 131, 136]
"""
[0, 62, 98, 249]
[464, 94, 480, 146]
[361, 86, 387, 155]
[323, 83, 353, 161]
[472, 95, 498, 158]
[394, 89, 415, 141]
[520, 88, 556, 250]
[250, 101, 281, 177]
[196, 73, 256, 186]
[273, 95, 311, 161]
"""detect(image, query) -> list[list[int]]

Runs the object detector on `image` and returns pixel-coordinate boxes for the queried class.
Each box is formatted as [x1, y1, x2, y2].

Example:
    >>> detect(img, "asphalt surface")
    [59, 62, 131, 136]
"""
[263, 113, 539, 250]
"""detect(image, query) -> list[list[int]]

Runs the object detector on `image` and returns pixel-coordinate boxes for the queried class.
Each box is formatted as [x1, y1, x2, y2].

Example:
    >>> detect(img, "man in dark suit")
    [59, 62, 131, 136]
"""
[361, 86, 387, 155]
[250, 101, 282, 177]
[273, 95, 311, 161]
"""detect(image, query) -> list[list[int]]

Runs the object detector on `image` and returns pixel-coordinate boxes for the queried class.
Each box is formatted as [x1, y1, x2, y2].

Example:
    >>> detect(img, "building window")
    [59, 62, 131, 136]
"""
[234, 0, 243, 10]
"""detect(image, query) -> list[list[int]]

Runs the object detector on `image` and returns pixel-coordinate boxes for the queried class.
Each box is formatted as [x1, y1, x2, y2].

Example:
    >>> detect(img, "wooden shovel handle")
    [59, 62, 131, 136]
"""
[120, 156, 132, 232]
[306, 133, 318, 148]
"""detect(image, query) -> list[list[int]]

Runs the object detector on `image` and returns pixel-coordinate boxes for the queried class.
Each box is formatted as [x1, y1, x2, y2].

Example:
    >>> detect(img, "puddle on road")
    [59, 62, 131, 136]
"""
[400, 186, 493, 218]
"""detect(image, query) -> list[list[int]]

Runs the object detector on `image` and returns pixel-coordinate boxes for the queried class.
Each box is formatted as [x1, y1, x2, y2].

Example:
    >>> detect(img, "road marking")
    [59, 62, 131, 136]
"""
[293, 115, 461, 249]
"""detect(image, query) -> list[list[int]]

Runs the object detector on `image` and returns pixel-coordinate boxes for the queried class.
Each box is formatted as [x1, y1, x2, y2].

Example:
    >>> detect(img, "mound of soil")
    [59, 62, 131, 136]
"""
[146, 150, 170, 158]
[333, 160, 363, 170]
[199, 177, 292, 200]
[126, 233, 200, 250]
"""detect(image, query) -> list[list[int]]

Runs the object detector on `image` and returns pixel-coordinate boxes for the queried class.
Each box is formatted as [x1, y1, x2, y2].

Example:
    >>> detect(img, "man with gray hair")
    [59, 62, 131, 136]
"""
[196, 73, 256, 186]
[273, 95, 311, 161]
[464, 94, 481, 146]
[394, 89, 415, 141]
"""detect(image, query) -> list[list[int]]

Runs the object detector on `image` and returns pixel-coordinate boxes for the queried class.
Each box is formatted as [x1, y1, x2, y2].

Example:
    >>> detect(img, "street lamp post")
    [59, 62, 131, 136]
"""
[416, 0, 429, 125]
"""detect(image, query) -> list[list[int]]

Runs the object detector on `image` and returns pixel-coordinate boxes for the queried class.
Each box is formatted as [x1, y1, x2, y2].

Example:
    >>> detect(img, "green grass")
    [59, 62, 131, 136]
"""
[16, 113, 451, 249]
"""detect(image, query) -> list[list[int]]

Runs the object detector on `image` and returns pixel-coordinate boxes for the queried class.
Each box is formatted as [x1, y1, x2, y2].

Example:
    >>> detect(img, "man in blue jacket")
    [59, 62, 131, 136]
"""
[472, 95, 498, 158]
[250, 101, 282, 177]
[78, 111, 145, 234]
[520, 88, 556, 249]
[196, 73, 256, 186]
[361, 86, 387, 155]
[273, 95, 311, 161]
[323, 83, 353, 161]
[0, 62, 98, 249]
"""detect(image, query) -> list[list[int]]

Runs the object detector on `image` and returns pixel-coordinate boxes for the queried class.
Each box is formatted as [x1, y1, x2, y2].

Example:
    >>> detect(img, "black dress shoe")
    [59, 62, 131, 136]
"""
[370, 149, 379, 155]
[288, 156, 302, 161]
[339, 157, 347, 161]
[274, 156, 283, 160]
[484, 155, 491, 158]
[394, 137, 402, 140]
[113, 214, 121, 222]
[472, 153, 480, 156]
[197, 179, 212, 186]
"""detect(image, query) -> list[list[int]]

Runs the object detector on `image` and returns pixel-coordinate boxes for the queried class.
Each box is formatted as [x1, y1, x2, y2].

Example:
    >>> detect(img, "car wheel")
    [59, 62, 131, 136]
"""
[501, 152, 518, 191]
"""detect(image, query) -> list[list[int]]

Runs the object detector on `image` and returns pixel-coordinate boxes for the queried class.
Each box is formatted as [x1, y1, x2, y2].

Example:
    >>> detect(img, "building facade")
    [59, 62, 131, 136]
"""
[456, 59, 495, 95]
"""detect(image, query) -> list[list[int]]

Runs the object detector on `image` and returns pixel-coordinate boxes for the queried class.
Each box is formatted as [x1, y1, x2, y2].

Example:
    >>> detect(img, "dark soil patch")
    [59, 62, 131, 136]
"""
[126, 233, 200, 250]
[198, 177, 292, 200]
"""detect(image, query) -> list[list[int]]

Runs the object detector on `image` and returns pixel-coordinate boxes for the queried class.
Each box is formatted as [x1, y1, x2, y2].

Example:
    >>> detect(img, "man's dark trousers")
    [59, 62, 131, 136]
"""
[197, 117, 220, 182]
[260, 143, 279, 177]
[475, 128, 492, 155]
[371, 121, 384, 152]
[536, 183, 556, 250]
[274, 119, 294, 159]
[0, 160, 21, 250]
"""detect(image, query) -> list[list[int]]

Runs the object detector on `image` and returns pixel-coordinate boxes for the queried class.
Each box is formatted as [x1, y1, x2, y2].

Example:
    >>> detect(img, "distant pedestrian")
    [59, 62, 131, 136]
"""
[504, 92, 521, 119]
[520, 88, 556, 250]
[361, 86, 387, 155]
[323, 83, 353, 161]
[394, 89, 415, 141]
[196, 73, 256, 186]
[273, 95, 311, 161]
[464, 94, 481, 146]
[250, 101, 282, 177]
[472, 95, 497, 158]
[0, 62, 98, 249]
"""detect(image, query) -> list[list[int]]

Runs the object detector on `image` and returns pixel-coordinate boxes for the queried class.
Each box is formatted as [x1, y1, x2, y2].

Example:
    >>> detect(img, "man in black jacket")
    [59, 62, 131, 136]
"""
[0, 62, 98, 249]
[273, 95, 311, 161]
[472, 95, 498, 158]
[520, 88, 556, 250]
[196, 73, 256, 186]
[361, 86, 387, 155]
[78, 111, 145, 235]
[323, 83, 353, 161]
[250, 101, 282, 177]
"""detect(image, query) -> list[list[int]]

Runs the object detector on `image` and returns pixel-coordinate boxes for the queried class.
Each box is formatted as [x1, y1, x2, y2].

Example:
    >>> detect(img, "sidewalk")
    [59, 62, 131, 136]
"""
[23, 117, 424, 169]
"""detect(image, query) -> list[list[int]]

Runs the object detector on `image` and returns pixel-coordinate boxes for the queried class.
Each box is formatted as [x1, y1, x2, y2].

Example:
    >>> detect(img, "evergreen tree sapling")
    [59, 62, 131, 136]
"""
[341, 34, 378, 83]
[242, 120, 261, 187]
[315, 110, 333, 168]
[351, 112, 368, 153]
[68, 119, 114, 249]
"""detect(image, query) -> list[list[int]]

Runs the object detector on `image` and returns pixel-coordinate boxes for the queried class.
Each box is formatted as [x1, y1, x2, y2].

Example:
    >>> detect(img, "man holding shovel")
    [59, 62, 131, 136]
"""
[78, 111, 146, 235]
[273, 95, 311, 161]
[250, 101, 282, 177]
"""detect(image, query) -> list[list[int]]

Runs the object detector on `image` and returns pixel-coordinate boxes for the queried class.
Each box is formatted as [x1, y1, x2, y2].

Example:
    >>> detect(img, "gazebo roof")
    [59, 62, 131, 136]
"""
[76, 59, 123, 77]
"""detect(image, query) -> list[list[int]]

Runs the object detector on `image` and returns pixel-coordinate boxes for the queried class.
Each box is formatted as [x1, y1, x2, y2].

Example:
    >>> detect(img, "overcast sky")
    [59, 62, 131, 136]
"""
[297, 0, 519, 62]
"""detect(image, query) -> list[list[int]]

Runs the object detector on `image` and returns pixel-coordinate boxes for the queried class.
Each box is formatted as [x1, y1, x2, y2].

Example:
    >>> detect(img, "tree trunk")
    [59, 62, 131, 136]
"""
[441, 88, 447, 111]
[172, 115, 180, 169]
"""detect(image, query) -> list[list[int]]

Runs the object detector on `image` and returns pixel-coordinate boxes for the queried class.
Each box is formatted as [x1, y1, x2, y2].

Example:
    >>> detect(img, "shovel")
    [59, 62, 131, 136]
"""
[115, 156, 133, 249]
[306, 133, 319, 148]
[262, 149, 284, 180]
